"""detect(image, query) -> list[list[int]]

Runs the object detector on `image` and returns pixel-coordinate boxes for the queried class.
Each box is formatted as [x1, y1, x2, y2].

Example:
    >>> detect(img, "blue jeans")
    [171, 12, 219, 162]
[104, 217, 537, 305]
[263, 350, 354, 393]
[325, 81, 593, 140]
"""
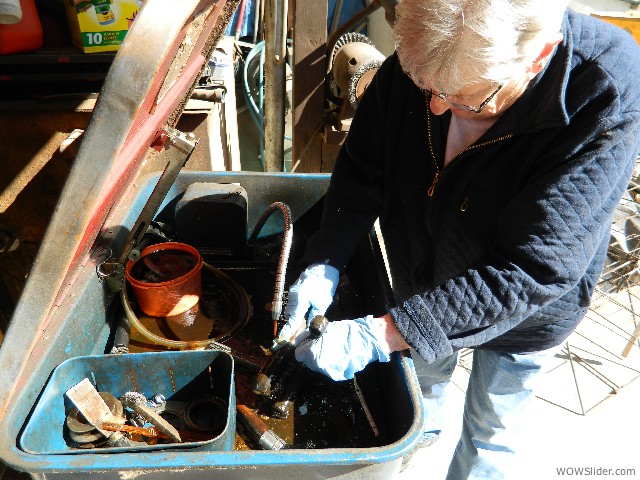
[411, 346, 559, 480]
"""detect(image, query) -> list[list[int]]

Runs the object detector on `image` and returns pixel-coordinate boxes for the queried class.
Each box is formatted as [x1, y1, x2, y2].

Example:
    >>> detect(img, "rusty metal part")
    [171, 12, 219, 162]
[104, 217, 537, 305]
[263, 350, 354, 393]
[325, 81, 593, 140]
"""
[64, 384, 131, 449]
[65, 379, 124, 439]
[237, 404, 286, 450]
[102, 422, 169, 439]
[120, 391, 182, 443]
[68, 426, 107, 446]
[66, 392, 124, 435]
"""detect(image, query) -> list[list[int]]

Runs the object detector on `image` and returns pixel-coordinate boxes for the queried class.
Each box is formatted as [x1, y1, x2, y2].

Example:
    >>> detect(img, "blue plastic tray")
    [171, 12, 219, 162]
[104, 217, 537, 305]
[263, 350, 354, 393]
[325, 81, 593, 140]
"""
[19, 350, 235, 454]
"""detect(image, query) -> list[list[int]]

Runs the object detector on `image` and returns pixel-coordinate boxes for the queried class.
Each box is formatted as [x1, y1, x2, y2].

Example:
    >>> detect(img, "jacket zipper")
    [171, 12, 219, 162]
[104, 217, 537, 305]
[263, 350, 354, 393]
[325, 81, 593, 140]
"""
[425, 93, 514, 197]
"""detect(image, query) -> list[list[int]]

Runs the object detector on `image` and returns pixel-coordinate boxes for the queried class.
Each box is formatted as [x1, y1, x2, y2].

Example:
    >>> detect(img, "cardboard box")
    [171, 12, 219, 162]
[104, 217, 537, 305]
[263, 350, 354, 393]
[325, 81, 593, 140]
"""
[64, 0, 142, 53]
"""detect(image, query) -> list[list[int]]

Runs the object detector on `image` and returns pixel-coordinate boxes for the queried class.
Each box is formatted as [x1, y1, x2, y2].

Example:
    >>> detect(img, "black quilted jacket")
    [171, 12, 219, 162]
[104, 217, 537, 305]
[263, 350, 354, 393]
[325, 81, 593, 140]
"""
[303, 10, 640, 362]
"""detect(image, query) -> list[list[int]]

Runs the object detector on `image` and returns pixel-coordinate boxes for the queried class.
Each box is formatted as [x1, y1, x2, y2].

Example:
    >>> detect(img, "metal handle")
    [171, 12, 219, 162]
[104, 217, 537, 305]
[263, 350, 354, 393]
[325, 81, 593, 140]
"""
[274, 0, 288, 64]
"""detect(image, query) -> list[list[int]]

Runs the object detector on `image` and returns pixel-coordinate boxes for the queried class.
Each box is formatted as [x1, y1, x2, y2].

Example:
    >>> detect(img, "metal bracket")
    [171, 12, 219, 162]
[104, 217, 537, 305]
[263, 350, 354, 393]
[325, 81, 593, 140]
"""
[97, 128, 198, 291]
[120, 127, 197, 265]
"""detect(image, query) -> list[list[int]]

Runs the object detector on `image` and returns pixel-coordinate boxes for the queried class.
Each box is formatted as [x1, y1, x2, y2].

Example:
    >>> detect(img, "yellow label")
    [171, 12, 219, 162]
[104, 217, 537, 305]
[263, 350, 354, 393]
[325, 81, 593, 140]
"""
[65, 1, 142, 53]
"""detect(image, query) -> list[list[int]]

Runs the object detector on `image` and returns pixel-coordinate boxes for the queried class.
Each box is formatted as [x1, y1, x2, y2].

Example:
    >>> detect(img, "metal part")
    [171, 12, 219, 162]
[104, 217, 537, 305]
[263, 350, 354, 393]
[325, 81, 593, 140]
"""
[65, 379, 123, 439]
[252, 343, 295, 397]
[155, 400, 189, 431]
[260, 315, 329, 418]
[328, 32, 374, 71]
[270, 363, 306, 419]
[95, 247, 124, 291]
[191, 86, 227, 103]
[237, 404, 286, 450]
[65, 390, 127, 448]
[326, 0, 382, 76]
[66, 392, 124, 435]
[64, 382, 136, 448]
[347, 60, 383, 108]
[331, 33, 384, 109]
[102, 422, 169, 440]
[67, 425, 108, 446]
[353, 376, 379, 438]
[258, 429, 287, 450]
[119, 128, 198, 265]
[309, 314, 329, 338]
[120, 391, 182, 443]
[105, 430, 139, 447]
[253, 372, 272, 397]
[207, 340, 232, 354]
[184, 397, 228, 433]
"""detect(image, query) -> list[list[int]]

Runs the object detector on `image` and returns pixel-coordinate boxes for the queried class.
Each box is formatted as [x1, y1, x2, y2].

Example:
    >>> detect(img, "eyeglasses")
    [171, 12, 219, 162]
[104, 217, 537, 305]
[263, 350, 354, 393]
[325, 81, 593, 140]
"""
[426, 83, 503, 113]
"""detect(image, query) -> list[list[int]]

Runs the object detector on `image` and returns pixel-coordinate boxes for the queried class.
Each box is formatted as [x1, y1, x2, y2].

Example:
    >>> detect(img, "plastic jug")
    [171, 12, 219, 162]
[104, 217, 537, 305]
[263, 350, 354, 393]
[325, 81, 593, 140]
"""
[0, 0, 43, 55]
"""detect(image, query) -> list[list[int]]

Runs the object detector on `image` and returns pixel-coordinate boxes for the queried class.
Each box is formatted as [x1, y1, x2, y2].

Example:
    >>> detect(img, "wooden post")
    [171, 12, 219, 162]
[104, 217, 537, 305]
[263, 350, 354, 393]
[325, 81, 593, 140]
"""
[291, 0, 327, 172]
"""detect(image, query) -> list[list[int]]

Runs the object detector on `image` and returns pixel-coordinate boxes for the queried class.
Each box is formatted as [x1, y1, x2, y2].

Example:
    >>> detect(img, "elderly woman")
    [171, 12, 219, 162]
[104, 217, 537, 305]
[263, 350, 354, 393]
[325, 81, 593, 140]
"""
[279, 1, 640, 478]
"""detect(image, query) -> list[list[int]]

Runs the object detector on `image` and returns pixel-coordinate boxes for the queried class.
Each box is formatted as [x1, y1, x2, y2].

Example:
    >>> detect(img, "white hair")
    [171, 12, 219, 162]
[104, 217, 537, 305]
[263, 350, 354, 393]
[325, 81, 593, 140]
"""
[394, 0, 570, 92]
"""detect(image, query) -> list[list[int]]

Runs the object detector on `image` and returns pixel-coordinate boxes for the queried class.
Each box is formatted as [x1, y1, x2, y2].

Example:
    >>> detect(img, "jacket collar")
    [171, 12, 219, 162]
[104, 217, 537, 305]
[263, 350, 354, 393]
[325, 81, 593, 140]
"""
[495, 13, 572, 136]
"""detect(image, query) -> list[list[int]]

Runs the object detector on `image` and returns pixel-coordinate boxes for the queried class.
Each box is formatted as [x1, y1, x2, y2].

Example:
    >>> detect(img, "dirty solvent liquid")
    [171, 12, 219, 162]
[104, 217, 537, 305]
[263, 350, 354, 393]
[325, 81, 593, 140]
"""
[130, 250, 197, 283]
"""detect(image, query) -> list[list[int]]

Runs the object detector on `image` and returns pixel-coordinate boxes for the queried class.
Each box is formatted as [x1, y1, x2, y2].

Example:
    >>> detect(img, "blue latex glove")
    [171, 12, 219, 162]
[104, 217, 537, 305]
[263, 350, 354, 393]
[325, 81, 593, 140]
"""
[294, 315, 392, 381]
[276, 264, 340, 345]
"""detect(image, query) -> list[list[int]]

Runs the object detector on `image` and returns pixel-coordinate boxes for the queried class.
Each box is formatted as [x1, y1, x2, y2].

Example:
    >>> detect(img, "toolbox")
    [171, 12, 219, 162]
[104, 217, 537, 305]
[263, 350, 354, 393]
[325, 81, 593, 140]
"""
[0, 0, 424, 478]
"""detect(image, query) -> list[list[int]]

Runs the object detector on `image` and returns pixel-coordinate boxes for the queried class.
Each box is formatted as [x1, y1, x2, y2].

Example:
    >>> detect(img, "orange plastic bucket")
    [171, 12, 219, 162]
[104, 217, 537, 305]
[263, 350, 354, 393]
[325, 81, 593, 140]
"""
[125, 242, 204, 319]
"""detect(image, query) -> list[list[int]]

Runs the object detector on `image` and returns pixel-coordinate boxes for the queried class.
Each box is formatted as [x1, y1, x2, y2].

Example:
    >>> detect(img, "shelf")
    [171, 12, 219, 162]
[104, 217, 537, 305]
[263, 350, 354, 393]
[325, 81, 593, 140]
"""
[0, 48, 115, 102]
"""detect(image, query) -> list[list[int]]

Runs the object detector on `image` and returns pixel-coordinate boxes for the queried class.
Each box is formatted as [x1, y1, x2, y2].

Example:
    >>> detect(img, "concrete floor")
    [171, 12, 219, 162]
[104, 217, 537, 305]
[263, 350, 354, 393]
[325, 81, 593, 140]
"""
[400, 299, 640, 480]
[401, 360, 640, 480]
